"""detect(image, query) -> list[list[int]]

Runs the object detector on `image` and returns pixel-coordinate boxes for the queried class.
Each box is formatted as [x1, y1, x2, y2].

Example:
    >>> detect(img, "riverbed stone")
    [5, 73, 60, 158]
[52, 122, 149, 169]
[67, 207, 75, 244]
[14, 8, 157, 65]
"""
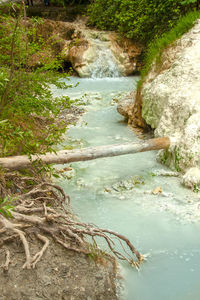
[117, 91, 136, 119]
[182, 167, 200, 189]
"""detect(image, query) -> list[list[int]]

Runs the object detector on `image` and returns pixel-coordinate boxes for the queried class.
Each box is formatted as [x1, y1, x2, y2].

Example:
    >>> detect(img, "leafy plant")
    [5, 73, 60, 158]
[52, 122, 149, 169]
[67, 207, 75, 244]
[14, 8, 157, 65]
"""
[0, 3, 82, 157]
[87, 0, 185, 45]
[0, 196, 14, 218]
[87, 242, 106, 262]
[181, 0, 197, 4]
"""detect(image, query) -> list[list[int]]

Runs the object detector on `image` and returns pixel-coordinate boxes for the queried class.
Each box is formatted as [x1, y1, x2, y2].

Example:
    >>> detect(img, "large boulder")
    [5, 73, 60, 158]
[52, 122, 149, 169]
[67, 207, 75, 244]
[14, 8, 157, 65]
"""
[137, 19, 200, 188]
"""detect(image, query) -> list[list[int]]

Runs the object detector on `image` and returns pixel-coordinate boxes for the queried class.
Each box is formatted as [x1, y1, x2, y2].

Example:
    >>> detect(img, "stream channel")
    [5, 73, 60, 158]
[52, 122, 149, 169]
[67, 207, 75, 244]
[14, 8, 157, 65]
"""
[54, 76, 200, 300]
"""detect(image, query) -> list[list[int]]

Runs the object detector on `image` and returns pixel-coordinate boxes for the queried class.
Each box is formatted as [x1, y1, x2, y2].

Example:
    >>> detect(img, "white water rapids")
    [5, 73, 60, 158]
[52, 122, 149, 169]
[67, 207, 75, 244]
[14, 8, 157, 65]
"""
[53, 75, 200, 300]
[89, 39, 121, 78]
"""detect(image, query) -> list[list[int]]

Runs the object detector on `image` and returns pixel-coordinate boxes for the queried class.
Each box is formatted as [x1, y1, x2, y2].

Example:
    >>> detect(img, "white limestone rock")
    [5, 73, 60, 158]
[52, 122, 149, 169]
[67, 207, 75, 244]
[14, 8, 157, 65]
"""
[117, 92, 136, 118]
[182, 167, 200, 189]
[141, 20, 200, 184]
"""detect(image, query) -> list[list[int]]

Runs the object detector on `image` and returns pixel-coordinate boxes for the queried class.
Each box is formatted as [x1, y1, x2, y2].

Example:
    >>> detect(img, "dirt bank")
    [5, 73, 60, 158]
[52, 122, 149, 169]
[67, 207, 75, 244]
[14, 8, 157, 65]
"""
[0, 235, 118, 300]
[0, 106, 120, 300]
[0, 107, 143, 299]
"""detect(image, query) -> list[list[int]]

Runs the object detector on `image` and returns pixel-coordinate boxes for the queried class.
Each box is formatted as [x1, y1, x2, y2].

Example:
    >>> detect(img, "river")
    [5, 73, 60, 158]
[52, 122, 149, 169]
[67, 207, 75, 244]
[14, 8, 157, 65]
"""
[54, 76, 200, 300]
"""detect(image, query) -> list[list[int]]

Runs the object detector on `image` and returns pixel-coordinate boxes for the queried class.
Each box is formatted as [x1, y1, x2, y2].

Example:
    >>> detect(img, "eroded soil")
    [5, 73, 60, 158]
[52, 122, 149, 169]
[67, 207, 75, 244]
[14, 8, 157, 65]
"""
[0, 235, 118, 300]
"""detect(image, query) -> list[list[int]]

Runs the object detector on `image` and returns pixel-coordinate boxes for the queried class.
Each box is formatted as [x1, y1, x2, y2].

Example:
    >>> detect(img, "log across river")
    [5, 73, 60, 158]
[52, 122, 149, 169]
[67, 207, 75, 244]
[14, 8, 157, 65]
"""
[0, 137, 170, 170]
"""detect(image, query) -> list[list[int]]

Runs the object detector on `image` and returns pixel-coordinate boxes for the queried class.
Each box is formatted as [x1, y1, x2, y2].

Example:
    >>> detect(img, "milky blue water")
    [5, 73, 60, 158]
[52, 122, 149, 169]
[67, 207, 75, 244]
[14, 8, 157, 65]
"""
[55, 77, 200, 300]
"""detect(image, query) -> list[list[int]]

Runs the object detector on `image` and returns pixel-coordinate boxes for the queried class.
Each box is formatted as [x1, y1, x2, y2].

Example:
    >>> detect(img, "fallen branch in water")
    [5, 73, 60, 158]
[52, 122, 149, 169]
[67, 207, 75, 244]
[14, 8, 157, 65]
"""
[0, 137, 170, 170]
[0, 181, 144, 270]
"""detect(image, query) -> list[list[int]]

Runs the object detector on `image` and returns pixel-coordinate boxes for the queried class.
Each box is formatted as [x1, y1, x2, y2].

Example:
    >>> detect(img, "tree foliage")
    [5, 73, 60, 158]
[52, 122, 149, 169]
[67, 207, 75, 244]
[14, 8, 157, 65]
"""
[0, 3, 78, 157]
[50, 0, 90, 6]
[87, 0, 198, 44]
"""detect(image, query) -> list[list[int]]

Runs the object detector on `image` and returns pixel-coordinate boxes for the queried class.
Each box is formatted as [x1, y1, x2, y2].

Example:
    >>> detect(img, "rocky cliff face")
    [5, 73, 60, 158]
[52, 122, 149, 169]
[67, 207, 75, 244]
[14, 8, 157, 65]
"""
[136, 20, 200, 188]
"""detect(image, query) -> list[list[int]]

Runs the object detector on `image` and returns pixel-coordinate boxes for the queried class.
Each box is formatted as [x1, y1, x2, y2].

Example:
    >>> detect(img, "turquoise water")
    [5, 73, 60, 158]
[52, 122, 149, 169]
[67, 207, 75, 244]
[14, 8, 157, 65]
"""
[55, 77, 200, 300]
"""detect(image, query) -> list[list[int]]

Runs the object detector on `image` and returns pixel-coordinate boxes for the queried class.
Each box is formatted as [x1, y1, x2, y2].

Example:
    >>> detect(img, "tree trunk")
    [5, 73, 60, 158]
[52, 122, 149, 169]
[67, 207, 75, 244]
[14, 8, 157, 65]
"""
[0, 137, 170, 170]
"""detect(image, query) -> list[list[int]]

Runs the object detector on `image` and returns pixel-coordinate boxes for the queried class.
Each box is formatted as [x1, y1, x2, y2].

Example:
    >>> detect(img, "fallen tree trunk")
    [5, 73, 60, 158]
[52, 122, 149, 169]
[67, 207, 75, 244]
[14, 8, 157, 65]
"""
[0, 137, 170, 170]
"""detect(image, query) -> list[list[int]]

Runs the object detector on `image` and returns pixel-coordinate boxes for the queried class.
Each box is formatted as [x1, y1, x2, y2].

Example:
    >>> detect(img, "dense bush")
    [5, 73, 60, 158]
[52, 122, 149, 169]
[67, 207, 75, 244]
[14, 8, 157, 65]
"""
[87, 0, 197, 44]
[0, 3, 77, 157]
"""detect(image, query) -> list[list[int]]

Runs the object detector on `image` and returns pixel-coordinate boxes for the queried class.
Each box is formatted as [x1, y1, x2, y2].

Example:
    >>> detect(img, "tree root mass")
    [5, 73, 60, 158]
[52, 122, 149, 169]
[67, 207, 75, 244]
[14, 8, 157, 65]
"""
[0, 178, 143, 271]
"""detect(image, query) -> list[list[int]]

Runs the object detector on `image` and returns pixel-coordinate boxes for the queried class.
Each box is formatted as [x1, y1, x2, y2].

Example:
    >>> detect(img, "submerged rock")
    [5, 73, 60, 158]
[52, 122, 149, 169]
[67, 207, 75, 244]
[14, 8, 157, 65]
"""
[182, 167, 200, 190]
[152, 186, 162, 195]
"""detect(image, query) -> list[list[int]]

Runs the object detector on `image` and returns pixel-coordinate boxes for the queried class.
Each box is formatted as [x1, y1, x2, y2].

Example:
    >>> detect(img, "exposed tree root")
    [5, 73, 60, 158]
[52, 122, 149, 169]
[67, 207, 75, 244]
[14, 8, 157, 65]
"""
[31, 234, 49, 269]
[0, 214, 32, 269]
[0, 180, 144, 270]
[3, 249, 11, 271]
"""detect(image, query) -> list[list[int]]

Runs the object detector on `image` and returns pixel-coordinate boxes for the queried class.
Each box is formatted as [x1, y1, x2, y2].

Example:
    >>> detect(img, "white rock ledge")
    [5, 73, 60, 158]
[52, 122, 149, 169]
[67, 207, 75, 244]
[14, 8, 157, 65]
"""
[141, 20, 200, 188]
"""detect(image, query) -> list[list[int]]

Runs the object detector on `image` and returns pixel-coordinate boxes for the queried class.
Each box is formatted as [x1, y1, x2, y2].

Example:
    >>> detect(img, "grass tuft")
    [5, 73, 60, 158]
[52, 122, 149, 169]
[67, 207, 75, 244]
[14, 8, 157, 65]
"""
[138, 10, 200, 88]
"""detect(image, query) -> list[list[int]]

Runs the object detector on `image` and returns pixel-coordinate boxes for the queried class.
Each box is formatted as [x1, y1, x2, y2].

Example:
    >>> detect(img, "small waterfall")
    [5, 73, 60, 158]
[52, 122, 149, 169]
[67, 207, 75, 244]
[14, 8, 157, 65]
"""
[89, 40, 121, 78]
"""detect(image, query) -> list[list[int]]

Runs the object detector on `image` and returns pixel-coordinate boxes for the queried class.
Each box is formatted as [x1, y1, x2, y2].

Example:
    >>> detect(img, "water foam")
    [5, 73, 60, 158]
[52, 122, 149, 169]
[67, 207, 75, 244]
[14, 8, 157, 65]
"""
[89, 40, 121, 78]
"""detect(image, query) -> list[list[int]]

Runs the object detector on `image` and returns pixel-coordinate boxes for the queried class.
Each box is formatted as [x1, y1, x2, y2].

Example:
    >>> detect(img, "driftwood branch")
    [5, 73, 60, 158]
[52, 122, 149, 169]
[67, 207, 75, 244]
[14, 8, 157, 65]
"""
[0, 137, 170, 170]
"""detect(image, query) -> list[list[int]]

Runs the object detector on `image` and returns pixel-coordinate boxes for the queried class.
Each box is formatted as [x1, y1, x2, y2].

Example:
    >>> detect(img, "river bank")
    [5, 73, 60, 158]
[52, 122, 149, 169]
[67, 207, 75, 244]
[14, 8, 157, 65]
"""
[0, 233, 118, 300]
[57, 76, 200, 300]
[0, 4, 145, 297]
[0, 233, 119, 300]
[0, 100, 123, 300]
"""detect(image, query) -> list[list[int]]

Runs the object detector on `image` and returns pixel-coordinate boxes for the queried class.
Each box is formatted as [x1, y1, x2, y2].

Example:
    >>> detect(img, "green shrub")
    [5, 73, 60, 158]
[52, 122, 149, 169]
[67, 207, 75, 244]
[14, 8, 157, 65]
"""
[0, 3, 80, 157]
[88, 0, 185, 45]
[0, 196, 14, 218]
